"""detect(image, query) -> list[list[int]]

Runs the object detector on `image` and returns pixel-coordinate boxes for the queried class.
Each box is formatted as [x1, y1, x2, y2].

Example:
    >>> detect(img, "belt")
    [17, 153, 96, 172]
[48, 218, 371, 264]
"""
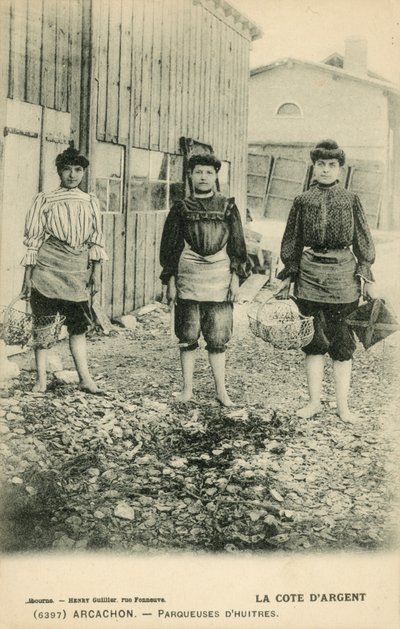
[312, 246, 348, 254]
[312, 255, 338, 264]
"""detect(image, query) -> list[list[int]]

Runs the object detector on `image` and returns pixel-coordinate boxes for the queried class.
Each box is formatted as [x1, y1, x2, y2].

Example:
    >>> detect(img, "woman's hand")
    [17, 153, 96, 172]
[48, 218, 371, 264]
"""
[20, 267, 33, 300]
[227, 272, 240, 302]
[167, 276, 177, 306]
[274, 276, 291, 300]
[363, 281, 378, 301]
[89, 262, 102, 296]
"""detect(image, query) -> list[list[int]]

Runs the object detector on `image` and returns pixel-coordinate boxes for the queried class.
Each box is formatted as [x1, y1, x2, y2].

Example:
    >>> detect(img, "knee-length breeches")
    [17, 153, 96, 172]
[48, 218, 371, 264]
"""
[296, 298, 359, 361]
[31, 288, 91, 337]
[174, 299, 233, 353]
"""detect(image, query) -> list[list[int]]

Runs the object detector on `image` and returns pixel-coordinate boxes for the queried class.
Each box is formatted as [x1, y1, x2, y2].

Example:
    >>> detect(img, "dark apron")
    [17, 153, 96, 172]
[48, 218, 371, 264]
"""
[295, 248, 361, 304]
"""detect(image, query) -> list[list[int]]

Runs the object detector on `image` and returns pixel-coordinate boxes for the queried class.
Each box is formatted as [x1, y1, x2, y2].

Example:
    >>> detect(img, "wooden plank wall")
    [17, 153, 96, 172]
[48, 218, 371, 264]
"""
[4, 0, 253, 318]
[6, 0, 82, 144]
[1, 0, 84, 305]
[94, 0, 250, 210]
[93, 0, 252, 317]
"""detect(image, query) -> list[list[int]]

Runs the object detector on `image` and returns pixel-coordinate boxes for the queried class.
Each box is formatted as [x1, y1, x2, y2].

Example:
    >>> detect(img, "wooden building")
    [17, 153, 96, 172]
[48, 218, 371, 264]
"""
[0, 0, 261, 317]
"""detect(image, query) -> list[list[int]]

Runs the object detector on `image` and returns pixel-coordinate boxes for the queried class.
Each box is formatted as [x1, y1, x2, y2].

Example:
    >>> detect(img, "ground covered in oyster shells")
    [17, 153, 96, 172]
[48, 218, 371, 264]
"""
[0, 301, 399, 554]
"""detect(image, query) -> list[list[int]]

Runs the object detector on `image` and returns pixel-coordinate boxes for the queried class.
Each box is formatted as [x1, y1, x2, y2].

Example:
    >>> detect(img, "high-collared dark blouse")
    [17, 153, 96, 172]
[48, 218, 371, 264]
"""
[159, 193, 248, 284]
[278, 182, 375, 281]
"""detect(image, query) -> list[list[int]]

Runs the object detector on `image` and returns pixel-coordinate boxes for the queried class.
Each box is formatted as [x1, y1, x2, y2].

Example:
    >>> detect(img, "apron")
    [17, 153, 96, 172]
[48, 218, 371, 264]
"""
[31, 235, 91, 302]
[177, 242, 231, 302]
[295, 248, 361, 304]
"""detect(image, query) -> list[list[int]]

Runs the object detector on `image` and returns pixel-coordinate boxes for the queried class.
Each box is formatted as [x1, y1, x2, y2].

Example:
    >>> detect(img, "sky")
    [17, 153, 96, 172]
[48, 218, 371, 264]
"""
[232, 0, 400, 86]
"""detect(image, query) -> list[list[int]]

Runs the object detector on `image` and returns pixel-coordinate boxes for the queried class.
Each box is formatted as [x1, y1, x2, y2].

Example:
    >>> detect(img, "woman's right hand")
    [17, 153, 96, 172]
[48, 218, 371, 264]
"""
[20, 268, 33, 300]
[274, 276, 292, 300]
[167, 276, 177, 306]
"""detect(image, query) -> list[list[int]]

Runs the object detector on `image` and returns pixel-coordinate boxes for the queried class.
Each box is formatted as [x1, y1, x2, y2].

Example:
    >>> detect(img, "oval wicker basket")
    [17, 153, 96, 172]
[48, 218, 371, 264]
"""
[248, 297, 314, 350]
[31, 313, 66, 349]
[0, 296, 65, 348]
[0, 296, 33, 346]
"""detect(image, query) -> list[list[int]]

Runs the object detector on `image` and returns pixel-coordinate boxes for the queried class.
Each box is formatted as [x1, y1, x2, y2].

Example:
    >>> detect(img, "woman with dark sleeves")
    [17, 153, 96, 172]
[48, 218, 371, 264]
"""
[275, 139, 376, 421]
[160, 153, 248, 406]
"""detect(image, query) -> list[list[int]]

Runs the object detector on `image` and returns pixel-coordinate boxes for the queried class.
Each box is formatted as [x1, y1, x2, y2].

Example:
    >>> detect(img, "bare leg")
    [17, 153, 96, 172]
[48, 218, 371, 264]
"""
[176, 348, 196, 402]
[297, 354, 324, 418]
[333, 359, 354, 421]
[33, 348, 48, 392]
[69, 333, 101, 393]
[208, 351, 234, 407]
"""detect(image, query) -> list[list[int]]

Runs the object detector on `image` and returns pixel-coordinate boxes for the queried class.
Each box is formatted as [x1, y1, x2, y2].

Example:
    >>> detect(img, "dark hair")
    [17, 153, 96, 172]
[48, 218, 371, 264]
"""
[310, 139, 346, 166]
[55, 147, 89, 173]
[187, 153, 221, 173]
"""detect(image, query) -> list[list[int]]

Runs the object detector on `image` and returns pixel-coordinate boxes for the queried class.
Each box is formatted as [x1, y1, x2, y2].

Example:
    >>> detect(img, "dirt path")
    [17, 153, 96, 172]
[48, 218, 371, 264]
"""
[1, 302, 399, 554]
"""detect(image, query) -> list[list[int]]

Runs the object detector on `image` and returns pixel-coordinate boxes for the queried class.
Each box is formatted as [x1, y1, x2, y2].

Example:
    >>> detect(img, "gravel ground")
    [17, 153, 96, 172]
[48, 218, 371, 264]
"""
[1, 299, 399, 554]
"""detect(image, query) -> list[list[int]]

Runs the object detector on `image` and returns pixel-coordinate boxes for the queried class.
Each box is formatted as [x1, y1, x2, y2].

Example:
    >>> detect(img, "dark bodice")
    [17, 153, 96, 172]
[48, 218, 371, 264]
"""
[159, 193, 248, 283]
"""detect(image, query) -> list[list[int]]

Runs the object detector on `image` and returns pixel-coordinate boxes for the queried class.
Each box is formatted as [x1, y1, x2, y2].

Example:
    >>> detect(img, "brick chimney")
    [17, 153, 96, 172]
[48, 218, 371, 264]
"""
[343, 37, 368, 76]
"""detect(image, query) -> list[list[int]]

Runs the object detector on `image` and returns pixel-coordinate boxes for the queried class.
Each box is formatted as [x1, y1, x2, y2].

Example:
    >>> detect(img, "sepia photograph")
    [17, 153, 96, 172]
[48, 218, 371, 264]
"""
[0, 0, 399, 627]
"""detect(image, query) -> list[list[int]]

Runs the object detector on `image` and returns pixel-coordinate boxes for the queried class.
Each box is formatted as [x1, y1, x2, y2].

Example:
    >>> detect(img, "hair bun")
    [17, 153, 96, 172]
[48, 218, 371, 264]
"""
[310, 139, 345, 166]
[55, 148, 89, 171]
[187, 153, 221, 172]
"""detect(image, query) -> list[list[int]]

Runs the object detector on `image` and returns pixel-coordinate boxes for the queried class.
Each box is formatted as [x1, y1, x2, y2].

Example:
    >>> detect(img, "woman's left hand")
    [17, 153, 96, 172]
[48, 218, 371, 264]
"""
[227, 273, 240, 302]
[89, 264, 101, 296]
[363, 281, 378, 301]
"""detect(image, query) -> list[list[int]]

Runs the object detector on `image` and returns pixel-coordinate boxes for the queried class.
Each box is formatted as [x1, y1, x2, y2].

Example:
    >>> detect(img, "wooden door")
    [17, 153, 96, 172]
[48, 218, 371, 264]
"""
[0, 100, 42, 306]
[264, 157, 308, 221]
[347, 163, 384, 228]
[125, 147, 185, 316]
[247, 153, 273, 220]
[93, 141, 125, 318]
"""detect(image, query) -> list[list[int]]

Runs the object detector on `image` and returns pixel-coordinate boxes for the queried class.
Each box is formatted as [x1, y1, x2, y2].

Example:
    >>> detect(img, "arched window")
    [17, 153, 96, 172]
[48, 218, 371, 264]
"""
[276, 102, 302, 117]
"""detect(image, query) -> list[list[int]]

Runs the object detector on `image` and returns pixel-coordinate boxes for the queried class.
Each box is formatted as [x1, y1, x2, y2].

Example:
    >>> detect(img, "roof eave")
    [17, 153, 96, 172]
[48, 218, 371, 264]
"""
[196, 0, 263, 41]
[250, 57, 400, 95]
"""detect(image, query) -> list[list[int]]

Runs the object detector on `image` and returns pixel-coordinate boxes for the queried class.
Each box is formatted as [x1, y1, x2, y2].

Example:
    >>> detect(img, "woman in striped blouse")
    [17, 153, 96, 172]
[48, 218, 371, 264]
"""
[20, 147, 107, 394]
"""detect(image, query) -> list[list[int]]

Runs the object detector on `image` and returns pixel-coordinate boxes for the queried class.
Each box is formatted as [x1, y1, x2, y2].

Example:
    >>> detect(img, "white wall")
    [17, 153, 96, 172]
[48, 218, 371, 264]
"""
[248, 64, 389, 162]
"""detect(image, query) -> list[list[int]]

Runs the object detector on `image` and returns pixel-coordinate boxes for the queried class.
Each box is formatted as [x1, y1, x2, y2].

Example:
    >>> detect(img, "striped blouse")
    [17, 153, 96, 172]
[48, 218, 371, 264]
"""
[21, 187, 108, 266]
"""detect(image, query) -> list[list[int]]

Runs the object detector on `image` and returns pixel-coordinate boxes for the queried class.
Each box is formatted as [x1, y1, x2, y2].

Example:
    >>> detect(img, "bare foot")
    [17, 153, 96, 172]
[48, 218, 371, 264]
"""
[32, 380, 47, 393]
[78, 380, 104, 395]
[216, 392, 235, 407]
[336, 409, 358, 423]
[296, 403, 322, 419]
[174, 389, 193, 402]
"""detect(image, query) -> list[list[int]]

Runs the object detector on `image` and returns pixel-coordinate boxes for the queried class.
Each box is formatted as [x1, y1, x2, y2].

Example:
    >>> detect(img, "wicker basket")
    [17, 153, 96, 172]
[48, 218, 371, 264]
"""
[0, 296, 33, 346]
[31, 313, 66, 349]
[248, 297, 314, 350]
[0, 296, 66, 348]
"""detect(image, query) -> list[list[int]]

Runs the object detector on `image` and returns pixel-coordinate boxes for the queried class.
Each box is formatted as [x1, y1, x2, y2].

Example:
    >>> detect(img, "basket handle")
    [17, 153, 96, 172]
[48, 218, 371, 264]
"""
[255, 290, 300, 320]
[257, 288, 277, 305]
[252, 290, 278, 322]
[3, 295, 31, 326]
[257, 286, 297, 305]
